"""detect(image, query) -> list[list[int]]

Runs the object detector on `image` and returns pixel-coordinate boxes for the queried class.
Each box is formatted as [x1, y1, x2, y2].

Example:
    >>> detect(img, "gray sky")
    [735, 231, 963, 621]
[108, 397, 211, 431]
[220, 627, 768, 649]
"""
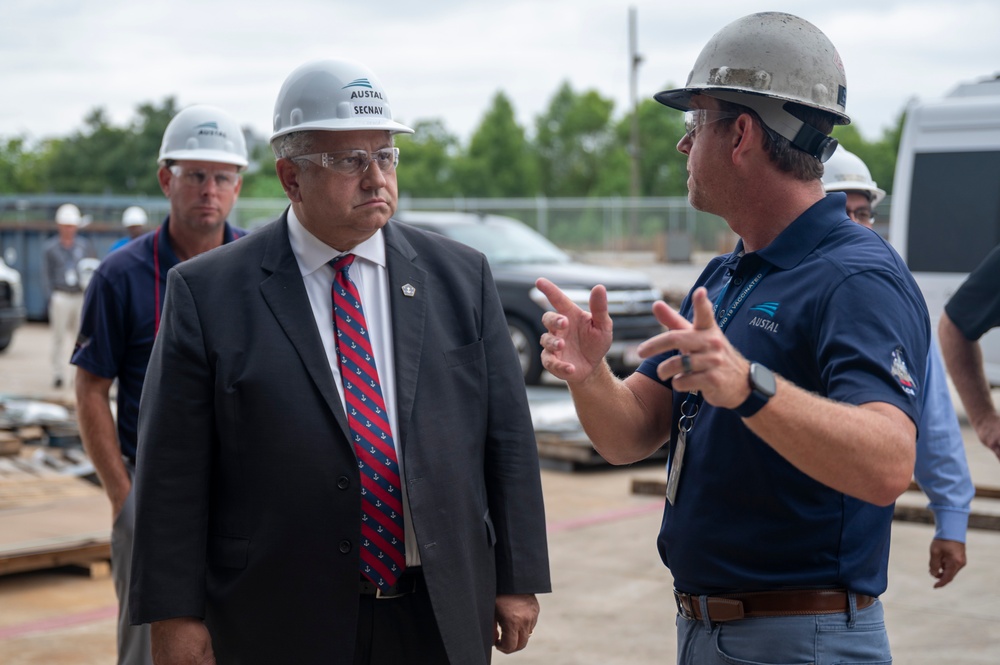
[2, 0, 998, 145]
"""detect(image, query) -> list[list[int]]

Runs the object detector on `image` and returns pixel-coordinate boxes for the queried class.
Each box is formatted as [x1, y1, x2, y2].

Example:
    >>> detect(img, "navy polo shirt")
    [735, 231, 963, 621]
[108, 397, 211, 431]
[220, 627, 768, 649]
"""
[637, 194, 929, 597]
[72, 218, 246, 460]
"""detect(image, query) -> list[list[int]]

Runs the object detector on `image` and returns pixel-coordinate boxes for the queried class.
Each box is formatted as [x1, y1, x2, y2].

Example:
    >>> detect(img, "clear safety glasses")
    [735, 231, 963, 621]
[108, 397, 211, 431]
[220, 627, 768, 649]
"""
[292, 148, 399, 177]
[683, 110, 741, 140]
[170, 164, 240, 191]
[168, 165, 242, 191]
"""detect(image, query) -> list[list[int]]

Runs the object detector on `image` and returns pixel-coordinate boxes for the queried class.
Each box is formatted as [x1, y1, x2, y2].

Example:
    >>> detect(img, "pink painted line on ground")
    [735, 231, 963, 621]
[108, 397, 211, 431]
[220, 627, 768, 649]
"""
[547, 500, 664, 534]
[0, 604, 117, 640]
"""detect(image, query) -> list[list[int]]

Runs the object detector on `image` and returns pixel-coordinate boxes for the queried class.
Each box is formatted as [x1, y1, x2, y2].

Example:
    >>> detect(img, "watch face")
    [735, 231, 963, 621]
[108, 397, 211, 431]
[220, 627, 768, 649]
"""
[751, 363, 776, 397]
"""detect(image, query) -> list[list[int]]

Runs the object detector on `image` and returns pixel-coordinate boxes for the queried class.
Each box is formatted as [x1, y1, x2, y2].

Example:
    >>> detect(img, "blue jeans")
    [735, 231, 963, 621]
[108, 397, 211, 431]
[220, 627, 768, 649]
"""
[676, 595, 891, 664]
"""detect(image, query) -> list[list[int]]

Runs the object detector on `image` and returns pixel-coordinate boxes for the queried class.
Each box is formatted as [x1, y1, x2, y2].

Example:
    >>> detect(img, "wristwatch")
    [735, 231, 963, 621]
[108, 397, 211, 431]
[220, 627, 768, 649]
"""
[734, 362, 776, 418]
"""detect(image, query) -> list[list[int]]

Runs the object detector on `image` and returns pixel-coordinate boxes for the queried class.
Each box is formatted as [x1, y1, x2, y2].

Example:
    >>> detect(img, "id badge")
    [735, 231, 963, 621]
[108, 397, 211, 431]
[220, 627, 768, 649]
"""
[665, 429, 687, 505]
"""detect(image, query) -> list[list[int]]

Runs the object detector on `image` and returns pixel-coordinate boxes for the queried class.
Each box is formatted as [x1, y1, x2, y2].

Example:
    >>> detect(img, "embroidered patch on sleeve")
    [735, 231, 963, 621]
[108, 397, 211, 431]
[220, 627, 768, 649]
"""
[891, 346, 916, 396]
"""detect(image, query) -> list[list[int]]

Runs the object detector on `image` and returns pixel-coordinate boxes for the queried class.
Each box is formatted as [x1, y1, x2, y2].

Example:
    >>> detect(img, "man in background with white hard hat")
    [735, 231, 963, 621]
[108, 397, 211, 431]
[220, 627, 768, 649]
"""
[42, 202, 96, 389]
[108, 206, 149, 253]
[537, 12, 929, 663]
[823, 147, 973, 589]
[72, 105, 248, 665]
[128, 58, 550, 665]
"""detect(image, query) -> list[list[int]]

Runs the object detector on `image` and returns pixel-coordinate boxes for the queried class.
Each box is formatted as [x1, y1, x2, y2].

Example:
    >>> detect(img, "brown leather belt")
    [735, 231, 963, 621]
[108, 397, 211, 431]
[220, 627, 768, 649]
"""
[674, 589, 875, 623]
[359, 569, 421, 599]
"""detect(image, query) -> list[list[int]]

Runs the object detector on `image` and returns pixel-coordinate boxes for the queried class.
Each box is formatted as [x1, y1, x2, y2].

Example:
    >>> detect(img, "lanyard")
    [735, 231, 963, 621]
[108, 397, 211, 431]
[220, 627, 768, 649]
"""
[676, 261, 772, 434]
[668, 258, 772, 504]
[713, 262, 772, 333]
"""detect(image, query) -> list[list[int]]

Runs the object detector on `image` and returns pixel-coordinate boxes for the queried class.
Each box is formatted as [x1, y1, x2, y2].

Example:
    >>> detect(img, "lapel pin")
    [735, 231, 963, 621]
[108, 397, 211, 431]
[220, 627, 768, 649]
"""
[401, 283, 416, 298]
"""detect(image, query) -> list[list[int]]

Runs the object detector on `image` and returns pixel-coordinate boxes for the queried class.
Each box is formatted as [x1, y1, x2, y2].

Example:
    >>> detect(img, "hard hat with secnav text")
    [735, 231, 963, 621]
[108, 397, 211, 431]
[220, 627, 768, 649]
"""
[271, 58, 414, 143]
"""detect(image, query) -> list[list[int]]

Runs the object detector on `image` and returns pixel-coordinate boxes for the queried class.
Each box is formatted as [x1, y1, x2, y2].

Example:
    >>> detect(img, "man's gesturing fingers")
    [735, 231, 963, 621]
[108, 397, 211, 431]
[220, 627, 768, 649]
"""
[690, 287, 718, 330]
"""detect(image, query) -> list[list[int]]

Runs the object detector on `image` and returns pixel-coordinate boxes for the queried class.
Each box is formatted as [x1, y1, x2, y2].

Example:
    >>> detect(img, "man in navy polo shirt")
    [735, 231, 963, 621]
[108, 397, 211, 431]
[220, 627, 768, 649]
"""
[72, 104, 248, 665]
[536, 12, 929, 664]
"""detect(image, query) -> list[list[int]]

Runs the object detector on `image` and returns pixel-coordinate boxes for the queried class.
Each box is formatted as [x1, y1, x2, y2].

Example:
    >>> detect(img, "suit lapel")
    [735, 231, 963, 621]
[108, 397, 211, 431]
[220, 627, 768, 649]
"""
[383, 222, 426, 449]
[259, 214, 351, 438]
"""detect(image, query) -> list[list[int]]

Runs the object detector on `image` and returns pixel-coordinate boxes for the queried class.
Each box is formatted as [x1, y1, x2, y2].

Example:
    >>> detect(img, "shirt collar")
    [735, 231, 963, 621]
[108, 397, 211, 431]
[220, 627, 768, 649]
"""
[734, 193, 848, 271]
[287, 207, 386, 276]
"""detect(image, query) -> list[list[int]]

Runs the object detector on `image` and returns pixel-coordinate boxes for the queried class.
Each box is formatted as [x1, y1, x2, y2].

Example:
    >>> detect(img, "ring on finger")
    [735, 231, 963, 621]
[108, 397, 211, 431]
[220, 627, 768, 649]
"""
[680, 353, 692, 374]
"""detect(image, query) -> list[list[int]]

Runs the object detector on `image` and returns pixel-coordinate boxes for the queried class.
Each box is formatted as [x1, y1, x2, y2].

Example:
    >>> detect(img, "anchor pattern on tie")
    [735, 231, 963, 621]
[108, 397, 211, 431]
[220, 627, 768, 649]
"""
[331, 254, 405, 589]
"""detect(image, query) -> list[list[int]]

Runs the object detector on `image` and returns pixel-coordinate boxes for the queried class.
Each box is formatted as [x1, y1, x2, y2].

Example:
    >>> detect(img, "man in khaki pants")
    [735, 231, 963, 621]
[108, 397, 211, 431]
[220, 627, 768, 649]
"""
[42, 202, 94, 389]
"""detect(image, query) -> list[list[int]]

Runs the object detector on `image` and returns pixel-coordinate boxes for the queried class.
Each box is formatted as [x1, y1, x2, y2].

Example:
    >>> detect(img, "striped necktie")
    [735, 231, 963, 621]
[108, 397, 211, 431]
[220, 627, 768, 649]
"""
[331, 253, 405, 589]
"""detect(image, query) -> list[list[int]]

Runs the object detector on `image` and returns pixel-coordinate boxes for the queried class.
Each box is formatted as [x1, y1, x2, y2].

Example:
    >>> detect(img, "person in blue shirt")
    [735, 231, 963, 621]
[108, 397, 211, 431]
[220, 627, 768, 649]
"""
[107, 206, 148, 253]
[822, 146, 972, 588]
[536, 13, 929, 664]
[71, 105, 249, 665]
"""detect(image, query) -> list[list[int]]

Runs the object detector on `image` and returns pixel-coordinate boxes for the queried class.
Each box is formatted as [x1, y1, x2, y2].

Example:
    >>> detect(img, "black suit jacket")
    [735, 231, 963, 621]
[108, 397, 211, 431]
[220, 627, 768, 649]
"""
[129, 214, 551, 663]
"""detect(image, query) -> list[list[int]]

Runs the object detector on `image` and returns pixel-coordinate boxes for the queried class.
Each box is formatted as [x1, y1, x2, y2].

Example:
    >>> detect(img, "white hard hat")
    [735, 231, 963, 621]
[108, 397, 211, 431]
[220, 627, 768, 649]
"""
[655, 12, 849, 161]
[122, 206, 148, 227]
[158, 105, 249, 169]
[55, 203, 82, 226]
[271, 59, 414, 143]
[821, 147, 886, 207]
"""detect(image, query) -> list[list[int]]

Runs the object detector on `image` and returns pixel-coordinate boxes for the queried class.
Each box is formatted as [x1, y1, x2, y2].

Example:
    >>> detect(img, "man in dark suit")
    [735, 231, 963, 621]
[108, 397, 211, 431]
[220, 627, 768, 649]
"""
[129, 58, 551, 665]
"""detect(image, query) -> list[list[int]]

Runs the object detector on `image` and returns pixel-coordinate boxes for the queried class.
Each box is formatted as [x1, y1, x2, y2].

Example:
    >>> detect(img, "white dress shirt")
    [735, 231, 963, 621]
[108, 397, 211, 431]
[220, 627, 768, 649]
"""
[286, 208, 420, 567]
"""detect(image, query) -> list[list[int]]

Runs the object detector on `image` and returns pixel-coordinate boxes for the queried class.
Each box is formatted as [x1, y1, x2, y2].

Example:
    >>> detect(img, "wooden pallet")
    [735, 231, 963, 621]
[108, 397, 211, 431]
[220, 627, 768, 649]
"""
[0, 454, 111, 576]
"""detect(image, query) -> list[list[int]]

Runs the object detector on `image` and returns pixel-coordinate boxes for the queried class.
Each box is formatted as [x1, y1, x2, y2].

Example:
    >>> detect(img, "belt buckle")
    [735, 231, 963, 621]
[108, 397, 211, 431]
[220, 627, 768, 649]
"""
[673, 591, 695, 620]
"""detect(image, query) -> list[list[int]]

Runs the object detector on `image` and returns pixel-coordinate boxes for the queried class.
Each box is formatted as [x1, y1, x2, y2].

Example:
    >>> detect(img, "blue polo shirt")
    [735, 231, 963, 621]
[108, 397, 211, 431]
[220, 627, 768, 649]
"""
[72, 218, 246, 460]
[637, 194, 929, 597]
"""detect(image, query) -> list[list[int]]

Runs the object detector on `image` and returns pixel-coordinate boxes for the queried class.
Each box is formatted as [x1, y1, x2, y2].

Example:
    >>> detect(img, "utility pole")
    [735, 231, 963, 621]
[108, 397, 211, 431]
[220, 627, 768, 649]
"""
[628, 6, 643, 242]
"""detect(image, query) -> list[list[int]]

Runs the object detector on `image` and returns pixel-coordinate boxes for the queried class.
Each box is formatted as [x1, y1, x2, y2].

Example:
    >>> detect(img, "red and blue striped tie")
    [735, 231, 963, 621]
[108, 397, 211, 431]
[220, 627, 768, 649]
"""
[331, 254, 405, 589]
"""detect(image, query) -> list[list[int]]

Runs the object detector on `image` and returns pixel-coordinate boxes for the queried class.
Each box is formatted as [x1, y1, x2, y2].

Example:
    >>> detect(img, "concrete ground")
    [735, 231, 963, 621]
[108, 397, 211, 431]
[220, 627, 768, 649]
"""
[3, 309, 1000, 663]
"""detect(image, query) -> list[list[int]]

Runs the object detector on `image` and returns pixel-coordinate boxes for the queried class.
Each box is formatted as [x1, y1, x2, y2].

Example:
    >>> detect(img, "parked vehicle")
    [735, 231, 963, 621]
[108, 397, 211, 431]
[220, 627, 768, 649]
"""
[0, 256, 26, 352]
[396, 211, 663, 384]
[888, 74, 1000, 386]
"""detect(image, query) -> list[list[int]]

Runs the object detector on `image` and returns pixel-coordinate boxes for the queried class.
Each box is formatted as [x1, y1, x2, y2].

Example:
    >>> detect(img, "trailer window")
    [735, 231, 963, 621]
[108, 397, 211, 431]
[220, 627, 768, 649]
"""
[907, 150, 1000, 273]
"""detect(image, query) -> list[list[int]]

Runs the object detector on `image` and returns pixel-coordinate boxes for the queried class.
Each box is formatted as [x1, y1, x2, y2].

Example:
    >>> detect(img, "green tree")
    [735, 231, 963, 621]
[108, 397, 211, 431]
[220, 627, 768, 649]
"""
[535, 82, 618, 196]
[0, 136, 45, 193]
[40, 98, 180, 195]
[395, 119, 461, 198]
[831, 106, 907, 195]
[455, 92, 538, 197]
[606, 96, 688, 197]
[127, 98, 181, 192]
[239, 139, 286, 199]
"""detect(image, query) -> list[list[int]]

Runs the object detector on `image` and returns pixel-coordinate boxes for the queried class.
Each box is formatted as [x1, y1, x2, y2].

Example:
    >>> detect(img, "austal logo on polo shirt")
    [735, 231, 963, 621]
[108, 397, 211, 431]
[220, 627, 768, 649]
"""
[747, 301, 780, 333]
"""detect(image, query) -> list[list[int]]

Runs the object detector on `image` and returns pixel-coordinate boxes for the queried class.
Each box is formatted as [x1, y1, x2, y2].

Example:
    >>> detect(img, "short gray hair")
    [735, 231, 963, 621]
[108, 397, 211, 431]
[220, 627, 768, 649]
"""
[271, 131, 316, 161]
